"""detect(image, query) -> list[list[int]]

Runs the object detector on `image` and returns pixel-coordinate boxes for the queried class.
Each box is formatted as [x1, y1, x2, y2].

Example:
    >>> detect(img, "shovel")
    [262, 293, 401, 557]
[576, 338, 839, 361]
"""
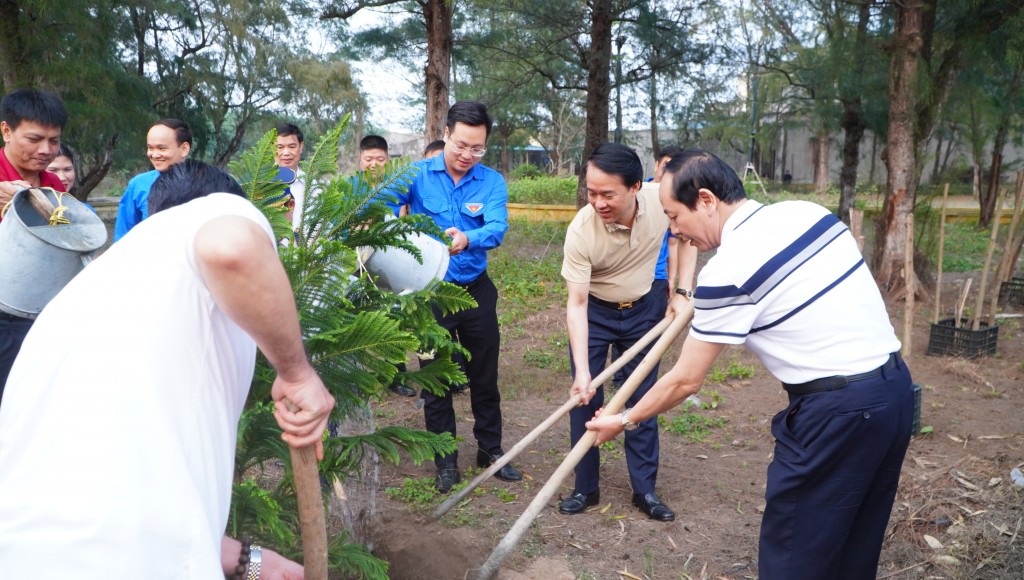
[470, 301, 694, 580]
[431, 314, 675, 520]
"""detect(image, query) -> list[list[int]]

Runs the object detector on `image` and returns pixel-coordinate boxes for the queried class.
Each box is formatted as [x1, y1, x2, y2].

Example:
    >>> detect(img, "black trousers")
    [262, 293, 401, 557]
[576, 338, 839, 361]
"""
[421, 272, 502, 467]
[0, 314, 34, 407]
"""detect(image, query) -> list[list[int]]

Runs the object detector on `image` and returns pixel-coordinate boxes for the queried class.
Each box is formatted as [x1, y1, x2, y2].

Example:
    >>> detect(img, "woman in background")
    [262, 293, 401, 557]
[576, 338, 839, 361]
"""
[46, 144, 77, 196]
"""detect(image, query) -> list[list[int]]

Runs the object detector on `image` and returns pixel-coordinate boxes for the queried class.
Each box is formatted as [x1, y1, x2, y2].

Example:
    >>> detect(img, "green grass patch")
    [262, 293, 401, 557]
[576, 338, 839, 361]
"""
[658, 411, 726, 443]
[491, 219, 566, 325]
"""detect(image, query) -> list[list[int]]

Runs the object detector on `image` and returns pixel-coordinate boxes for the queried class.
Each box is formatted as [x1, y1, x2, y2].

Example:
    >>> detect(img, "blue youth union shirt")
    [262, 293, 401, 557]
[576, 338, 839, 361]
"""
[386, 155, 509, 284]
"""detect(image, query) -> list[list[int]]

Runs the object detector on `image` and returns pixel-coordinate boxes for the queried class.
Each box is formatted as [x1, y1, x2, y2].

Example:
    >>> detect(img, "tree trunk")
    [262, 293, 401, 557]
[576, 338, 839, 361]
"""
[0, 0, 32, 88]
[929, 131, 942, 184]
[875, 1, 924, 293]
[813, 130, 830, 194]
[981, 142, 1004, 228]
[423, 0, 452, 141]
[577, 0, 613, 209]
[77, 133, 119, 202]
[649, 54, 660, 159]
[838, 99, 867, 223]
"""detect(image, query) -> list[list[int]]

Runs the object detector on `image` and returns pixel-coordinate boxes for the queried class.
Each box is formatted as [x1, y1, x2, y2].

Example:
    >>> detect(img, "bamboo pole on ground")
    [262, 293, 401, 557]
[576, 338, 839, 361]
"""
[972, 199, 1003, 331]
[284, 399, 329, 580]
[469, 302, 694, 580]
[431, 315, 675, 520]
[903, 214, 914, 359]
[934, 184, 950, 325]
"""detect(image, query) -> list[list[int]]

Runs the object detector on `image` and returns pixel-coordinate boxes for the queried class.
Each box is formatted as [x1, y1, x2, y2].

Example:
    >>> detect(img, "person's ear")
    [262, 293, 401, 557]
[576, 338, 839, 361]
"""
[697, 188, 717, 213]
[0, 121, 10, 142]
[181, 141, 191, 157]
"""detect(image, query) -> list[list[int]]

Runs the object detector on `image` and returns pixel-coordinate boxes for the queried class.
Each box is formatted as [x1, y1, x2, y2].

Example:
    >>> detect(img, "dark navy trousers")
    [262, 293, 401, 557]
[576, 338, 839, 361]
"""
[759, 354, 914, 579]
[0, 315, 33, 407]
[569, 282, 667, 496]
[421, 272, 503, 467]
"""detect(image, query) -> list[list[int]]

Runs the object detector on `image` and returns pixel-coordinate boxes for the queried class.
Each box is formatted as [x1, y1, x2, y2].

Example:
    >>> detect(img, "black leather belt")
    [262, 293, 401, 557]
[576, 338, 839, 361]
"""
[0, 310, 31, 322]
[783, 352, 901, 396]
[456, 270, 488, 291]
[590, 292, 648, 310]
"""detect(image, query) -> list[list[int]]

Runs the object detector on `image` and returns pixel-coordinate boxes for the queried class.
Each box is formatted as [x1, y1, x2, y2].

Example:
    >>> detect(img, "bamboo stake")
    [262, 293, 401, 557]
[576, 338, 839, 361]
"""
[470, 303, 694, 580]
[972, 199, 1003, 331]
[903, 213, 914, 359]
[284, 399, 329, 580]
[431, 314, 675, 520]
[956, 278, 972, 328]
[990, 174, 1024, 314]
[934, 184, 949, 325]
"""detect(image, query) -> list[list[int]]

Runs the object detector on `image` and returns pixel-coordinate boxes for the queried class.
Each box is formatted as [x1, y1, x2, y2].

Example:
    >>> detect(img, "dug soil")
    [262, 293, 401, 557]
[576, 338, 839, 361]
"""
[354, 270, 1023, 580]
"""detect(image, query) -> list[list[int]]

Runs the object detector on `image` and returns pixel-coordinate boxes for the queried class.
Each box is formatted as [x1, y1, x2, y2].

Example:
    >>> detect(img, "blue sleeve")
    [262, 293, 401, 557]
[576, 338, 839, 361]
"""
[113, 180, 141, 241]
[464, 173, 509, 251]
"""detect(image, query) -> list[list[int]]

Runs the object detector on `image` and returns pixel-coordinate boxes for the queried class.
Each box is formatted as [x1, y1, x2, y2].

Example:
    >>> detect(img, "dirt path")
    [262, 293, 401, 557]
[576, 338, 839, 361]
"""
[359, 279, 1024, 580]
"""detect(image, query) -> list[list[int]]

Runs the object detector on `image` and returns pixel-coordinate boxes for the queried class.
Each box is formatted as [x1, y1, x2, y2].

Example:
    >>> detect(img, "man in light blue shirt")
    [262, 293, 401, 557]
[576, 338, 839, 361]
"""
[113, 119, 192, 241]
[388, 100, 521, 493]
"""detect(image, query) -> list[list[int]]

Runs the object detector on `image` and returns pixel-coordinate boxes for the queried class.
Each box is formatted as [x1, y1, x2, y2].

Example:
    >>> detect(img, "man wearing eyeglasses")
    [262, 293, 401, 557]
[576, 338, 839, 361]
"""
[387, 100, 521, 493]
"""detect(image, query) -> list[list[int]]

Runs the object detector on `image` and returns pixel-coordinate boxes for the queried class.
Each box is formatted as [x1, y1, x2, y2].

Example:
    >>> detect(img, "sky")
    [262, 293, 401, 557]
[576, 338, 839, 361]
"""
[311, 9, 424, 133]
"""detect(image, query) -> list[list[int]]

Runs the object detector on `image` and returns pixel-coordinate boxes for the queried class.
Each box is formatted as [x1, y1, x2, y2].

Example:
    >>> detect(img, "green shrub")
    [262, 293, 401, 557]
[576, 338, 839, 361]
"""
[507, 176, 576, 205]
[509, 163, 543, 181]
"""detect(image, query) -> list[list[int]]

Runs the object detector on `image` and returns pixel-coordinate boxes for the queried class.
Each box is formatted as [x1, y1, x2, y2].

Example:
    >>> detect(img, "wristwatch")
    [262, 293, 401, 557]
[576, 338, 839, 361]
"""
[247, 545, 262, 580]
[621, 408, 639, 431]
[675, 287, 693, 299]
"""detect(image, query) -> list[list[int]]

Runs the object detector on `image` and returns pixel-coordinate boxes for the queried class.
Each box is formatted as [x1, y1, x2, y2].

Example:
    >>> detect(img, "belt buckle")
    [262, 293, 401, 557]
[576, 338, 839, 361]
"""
[617, 300, 634, 309]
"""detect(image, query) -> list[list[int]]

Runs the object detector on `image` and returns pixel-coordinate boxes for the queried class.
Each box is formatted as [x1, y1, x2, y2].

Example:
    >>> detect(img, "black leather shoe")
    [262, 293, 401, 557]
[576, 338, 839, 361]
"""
[389, 383, 416, 397]
[632, 492, 675, 521]
[477, 449, 522, 482]
[435, 466, 461, 493]
[558, 490, 600, 515]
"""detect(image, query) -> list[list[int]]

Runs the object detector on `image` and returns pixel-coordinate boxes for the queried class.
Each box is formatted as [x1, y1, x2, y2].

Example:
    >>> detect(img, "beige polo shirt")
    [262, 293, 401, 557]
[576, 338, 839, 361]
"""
[561, 184, 669, 303]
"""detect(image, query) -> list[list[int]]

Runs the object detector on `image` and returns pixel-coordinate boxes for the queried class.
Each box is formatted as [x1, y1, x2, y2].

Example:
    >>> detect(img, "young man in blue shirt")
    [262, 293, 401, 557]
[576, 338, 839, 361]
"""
[388, 101, 521, 492]
[113, 119, 192, 241]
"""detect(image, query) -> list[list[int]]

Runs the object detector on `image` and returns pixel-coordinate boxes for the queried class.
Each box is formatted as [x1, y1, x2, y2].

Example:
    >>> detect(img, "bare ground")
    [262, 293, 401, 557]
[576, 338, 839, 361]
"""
[339, 275, 1024, 580]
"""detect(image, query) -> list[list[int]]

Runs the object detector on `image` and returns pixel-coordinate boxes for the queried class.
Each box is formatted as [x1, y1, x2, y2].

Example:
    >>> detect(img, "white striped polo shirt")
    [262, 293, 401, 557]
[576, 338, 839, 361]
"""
[690, 199, 901, 384]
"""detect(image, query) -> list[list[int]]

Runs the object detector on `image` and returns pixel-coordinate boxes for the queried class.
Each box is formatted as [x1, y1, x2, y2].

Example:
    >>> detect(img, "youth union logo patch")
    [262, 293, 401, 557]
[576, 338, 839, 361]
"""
[465, 203, 484, 214]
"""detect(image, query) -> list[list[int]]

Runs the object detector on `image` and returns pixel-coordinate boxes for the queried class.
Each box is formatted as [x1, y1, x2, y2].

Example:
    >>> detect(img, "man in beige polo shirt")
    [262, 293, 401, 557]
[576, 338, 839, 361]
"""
[559, 142, 696, 521]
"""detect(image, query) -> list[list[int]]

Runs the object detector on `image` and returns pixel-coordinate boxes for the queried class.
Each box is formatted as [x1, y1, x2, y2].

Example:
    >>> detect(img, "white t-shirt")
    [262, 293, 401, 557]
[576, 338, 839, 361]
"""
[691, 199, 901, 384]
[0, 193, 274, 579]
[290, 170, 307, 231]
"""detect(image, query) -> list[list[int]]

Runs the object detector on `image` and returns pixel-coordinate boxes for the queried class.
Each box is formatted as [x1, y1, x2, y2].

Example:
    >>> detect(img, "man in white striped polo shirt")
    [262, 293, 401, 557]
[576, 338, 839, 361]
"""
[586, 149, 914, 580]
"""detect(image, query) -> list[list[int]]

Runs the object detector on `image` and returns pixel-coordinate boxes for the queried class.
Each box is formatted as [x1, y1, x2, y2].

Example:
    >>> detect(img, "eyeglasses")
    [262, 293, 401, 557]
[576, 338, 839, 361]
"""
[447, 140, 487, 157]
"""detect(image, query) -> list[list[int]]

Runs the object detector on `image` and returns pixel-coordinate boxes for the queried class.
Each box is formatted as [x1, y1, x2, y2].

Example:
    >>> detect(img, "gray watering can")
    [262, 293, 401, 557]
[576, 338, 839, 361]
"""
[0, 187, 107, 319]
[360, 231, 450, 293]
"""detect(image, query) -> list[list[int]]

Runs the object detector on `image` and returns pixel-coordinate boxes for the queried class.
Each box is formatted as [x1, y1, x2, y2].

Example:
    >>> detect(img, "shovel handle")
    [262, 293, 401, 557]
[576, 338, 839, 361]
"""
[283, 398, 329, 580]
[471, 302, 694, 580]
[430, 314, 675, 520]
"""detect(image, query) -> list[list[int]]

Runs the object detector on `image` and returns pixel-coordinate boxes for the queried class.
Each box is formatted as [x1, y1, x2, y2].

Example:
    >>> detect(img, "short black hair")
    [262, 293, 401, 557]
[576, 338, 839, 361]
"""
[359, 134, 388, 152]
[657, 145, 684, 163]
[1, 89, 68, 130]
[446, 100, 492, 138]
[150, 118, 193, 147]
[587, 143, 644, 189]
[148, 159, 245, 215]
[663, 149, 747, 209]
[423, 139, 445, 157]
[55, 143, 75, 163]
[277, 122, 303, 143]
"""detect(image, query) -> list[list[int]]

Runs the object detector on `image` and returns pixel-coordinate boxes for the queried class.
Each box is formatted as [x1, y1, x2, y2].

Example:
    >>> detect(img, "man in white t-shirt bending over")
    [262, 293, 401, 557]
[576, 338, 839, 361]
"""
[0, 160, 334, 579]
